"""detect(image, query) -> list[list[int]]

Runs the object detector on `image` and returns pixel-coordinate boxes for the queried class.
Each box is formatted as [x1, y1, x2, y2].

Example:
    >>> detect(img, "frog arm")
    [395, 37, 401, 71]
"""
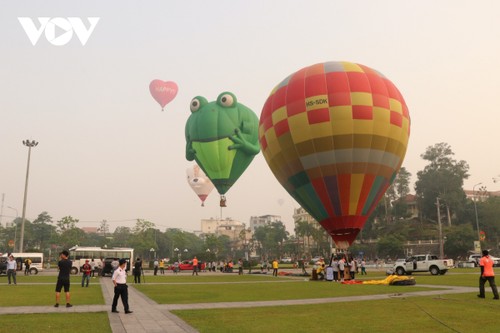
[186, 140, 196, 161]
[228, 128, 260, 155]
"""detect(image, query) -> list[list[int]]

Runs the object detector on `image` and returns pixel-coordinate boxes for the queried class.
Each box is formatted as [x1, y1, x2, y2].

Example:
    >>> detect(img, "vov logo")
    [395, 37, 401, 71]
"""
[18, 17, 100, 46]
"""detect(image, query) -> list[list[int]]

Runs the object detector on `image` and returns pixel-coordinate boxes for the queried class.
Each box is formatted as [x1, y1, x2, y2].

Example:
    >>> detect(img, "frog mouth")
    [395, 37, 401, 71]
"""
[191, 134, 234, 143]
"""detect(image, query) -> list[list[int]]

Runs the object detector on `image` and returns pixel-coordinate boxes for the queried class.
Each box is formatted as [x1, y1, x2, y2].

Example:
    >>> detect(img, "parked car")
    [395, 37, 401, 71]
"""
[468, 254, 500, 267]
[169, 260, 206, 271]
[310, 256, 323, 264]
[393, 254, 453, 275]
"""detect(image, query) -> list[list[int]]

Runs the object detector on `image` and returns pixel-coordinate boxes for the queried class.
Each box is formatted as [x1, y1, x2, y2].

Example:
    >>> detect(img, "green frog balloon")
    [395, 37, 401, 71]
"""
[185, 92, 260, 206]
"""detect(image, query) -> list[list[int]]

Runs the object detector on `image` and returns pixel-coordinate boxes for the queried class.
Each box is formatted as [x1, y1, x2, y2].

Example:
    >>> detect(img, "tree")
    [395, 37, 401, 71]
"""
[415, 143, 469, 225]
[475, 195, 500, 250]
[111, 226, 132, 247]
[31, 211, 56, 251]
[376, 234, 404, 258]
[132, 219, 156, 234]
[443, 224, 476, 259]
[253, 221, 289, 259]
[59, 228, 87, 249]
[56, 216, 79, 232]
[98, 220, 110, 237]
[294, 220, 315, 256]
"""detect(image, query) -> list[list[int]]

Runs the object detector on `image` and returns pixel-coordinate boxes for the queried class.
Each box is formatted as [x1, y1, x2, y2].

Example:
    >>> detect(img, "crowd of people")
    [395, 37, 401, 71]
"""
[3, 249, 498, 316]
[310, 256, 367, 282]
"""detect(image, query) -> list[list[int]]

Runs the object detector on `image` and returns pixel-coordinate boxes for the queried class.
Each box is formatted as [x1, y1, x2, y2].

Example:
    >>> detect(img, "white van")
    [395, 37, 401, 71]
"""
[1, 252, 44, 274]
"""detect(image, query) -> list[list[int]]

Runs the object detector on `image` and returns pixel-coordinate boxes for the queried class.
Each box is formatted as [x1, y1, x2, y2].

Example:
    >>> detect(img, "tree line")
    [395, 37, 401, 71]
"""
[1, 142, 499, 262]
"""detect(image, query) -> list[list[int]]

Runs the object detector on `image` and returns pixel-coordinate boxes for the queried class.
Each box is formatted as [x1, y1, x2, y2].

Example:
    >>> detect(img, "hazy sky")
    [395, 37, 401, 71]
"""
[1, 1, 499, 234]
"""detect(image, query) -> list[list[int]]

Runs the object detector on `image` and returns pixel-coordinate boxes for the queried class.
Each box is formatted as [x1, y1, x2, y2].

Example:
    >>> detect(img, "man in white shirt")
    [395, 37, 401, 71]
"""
[111, 259, 132, 314]
[6, 255, 17, 285]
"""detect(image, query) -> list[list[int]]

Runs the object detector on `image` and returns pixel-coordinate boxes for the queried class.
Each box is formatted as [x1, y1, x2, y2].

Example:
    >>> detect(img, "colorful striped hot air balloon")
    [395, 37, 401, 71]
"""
[259, 61, 410, 249]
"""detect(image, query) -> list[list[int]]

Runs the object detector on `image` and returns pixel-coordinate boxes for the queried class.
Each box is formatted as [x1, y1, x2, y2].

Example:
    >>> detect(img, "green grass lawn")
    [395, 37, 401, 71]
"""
[134, 273, 442, 304]
[0, 313, 111, 333]
[173, 293, 500, 333]
[0, 267, 494, 333]
[0, 276, 104, 306]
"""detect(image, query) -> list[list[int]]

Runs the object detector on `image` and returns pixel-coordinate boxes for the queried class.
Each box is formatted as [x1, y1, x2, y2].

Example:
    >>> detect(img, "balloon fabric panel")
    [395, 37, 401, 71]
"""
[185, 92, 260, 197]
[186, 164, 215, 205]
[259, 61, 410, 248]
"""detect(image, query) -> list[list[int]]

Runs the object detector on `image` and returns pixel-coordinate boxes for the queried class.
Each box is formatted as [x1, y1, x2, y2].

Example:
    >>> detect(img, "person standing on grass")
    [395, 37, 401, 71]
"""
[6, 255, 17, 285]
[112, 258, 133, 314]
[81, 259, 91, 287]
[90, 259, 96, 278]
[478, 249, 499, 300]
[332, 257, 339, 282]
[349, 257, 357, 280]
[192, 256, 199, 276]
[272, 259, 279, 276]
[24, 257, 31, 275]
[338, 257, 345, 282]
[159, 258, 165, 274]
[153, 258, 159, 275]
[133, 257, 142, 284]
[55, 250, 72, 308]
[238, 258, 243, 275]
[361, 259, 367, 275]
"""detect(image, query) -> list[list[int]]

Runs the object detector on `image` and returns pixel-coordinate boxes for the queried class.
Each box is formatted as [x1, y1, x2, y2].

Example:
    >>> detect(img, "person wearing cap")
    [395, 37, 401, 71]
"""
[55, 250, 72, 308]
[111, 258, 132, 314]
[478, 249, 499, 300]
[81, 259, 92, 287]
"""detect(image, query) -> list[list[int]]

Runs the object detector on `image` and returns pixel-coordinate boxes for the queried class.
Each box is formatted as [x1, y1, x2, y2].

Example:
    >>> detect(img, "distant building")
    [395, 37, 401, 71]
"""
[292, 207, 322, 255]
[249, 215, 281, 232]
[200, 217, 245, 241]
[401, 194, 418, 219]
[464, 189, 500, 202]
[81, 227, 98, 234]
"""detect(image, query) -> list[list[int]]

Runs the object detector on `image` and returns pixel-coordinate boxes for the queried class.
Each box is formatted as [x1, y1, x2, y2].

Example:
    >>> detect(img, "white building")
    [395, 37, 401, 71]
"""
[249, 215, 281, 232]
[200, 217, 245, 241]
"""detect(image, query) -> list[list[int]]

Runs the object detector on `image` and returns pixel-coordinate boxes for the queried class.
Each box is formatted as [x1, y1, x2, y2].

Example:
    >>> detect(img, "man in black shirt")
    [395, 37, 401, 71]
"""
[55, 250, 72, 308]
[133, 257, 142, 284]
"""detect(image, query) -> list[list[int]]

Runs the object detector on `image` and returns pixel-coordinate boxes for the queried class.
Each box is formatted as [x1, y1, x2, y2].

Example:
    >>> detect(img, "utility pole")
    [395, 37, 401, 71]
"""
[436, 197, 444, 259]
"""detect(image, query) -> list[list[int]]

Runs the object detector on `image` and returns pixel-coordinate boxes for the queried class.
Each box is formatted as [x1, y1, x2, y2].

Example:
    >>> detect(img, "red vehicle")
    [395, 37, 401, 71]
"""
[170, 260, 206, 271]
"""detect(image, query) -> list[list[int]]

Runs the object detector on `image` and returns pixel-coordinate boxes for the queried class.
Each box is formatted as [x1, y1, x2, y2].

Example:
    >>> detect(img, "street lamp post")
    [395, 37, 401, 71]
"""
[473, 182, 482, 245]
[19, 139, 38, 253]
[174, 248, 180, 262]
[150, 248, 155, 260]
[7, 206, 18, 252]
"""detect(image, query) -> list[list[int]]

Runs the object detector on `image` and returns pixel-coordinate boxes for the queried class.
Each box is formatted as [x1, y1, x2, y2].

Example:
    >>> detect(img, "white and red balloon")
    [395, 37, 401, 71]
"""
[149, 79, 178, 111]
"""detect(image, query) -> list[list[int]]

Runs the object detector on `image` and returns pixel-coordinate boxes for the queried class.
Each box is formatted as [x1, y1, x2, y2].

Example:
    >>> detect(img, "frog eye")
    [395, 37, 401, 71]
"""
[218, 92, 237, 107]
[190, 98, 202, 112]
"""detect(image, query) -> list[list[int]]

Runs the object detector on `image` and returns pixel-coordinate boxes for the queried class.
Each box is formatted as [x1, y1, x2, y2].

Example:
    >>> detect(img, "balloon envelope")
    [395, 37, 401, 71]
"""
[149, 79, 178, 109]
[258, 61, 410, 248]
[186, 164, 214, 205]
[185, 92, 260, 196]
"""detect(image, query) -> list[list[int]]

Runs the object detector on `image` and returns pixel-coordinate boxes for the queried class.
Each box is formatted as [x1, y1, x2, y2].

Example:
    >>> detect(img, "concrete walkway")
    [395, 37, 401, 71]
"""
[100, 277, 198, 333]
[0, 278, 479, 333]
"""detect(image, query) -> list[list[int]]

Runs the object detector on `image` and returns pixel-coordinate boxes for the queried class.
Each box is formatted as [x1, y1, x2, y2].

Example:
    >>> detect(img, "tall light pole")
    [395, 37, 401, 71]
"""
[7, 206, 18, 252]
[20, 139, 38, 253]
[473, 182, 482, 246]
[436, 197, 444, 259]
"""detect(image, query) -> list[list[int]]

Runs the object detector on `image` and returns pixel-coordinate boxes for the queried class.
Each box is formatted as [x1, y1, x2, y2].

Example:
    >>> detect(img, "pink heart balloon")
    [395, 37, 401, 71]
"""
[149, 79, 178, 110]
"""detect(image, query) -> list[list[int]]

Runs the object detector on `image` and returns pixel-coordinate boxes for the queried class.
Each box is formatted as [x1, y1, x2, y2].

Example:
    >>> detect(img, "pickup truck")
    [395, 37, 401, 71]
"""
[393, 254, 453, 276]
[468, 254, 500, 267]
